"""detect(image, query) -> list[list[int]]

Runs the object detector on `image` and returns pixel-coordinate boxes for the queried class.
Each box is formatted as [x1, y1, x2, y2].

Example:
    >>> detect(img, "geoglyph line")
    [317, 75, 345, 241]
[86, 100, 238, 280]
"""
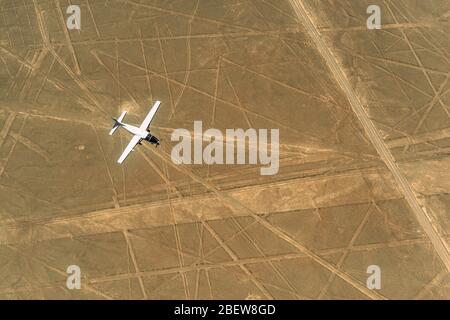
[288, 0, 450, 271]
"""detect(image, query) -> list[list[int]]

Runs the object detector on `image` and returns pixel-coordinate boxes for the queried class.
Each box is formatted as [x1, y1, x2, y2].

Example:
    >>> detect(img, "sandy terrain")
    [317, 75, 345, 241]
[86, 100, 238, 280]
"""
[0, 0, 448, 299]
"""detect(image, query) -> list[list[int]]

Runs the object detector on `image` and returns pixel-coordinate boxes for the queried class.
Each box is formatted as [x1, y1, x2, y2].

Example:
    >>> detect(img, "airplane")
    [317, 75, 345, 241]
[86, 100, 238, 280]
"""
[109, 101, 161, 164]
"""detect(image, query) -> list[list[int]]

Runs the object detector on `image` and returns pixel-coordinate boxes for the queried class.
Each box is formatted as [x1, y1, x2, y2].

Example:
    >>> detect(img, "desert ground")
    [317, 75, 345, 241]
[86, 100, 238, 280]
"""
[0, 0, 449, 299]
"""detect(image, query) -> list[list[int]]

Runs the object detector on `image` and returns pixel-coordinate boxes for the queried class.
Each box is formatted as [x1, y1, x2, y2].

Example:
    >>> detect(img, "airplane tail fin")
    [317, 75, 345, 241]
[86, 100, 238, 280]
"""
[109, 111, 127, 135]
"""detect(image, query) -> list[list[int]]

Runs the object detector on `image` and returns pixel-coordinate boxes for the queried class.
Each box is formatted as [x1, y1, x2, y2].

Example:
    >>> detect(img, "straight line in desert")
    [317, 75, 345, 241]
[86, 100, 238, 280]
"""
[387, 127, 450, 149]
[319, 21, 441, 32]
[0, 166, 397, 231]
[288, 0, 450, 271]
[0, 112, 15, 148]
[52, 0, 81, 75]
[9, 131, 50, 161]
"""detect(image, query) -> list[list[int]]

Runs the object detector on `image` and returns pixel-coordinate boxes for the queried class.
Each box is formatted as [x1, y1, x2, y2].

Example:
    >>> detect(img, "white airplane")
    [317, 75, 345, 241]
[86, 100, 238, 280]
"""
[110, 101, 161, 164]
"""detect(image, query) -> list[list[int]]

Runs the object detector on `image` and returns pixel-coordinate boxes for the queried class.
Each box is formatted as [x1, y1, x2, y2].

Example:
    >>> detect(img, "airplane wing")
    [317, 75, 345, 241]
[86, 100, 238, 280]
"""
[117, 135, 141, 164]
[139, 101, 161, 131]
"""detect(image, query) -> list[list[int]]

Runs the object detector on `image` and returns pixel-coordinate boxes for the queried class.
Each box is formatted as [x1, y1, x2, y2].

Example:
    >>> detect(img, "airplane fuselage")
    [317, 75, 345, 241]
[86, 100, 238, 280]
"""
[122, 123, 146, 137]
[122, 123, 160, 146]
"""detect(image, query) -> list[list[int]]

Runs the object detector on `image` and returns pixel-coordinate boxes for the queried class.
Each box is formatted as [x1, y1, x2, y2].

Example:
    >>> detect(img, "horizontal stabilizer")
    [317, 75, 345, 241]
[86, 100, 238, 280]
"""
[117, 110, 127, 123]
[109, 111, 127, 135]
